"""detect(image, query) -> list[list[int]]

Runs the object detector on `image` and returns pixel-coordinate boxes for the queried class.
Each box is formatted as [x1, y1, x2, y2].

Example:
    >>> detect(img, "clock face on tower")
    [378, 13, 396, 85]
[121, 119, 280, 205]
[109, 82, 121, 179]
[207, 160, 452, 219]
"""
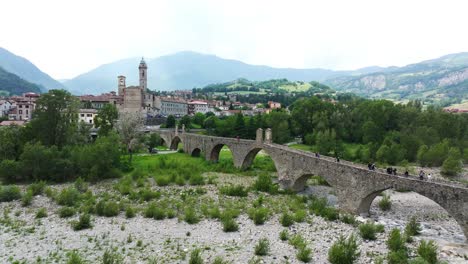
[120, 79, 124, 85]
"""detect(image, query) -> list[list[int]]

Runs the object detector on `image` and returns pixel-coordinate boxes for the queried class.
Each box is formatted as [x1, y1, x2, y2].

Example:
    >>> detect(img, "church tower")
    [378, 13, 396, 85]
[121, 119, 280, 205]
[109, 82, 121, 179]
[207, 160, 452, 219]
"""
[139, 57, 147, 91]
[118, 75, 126, 96]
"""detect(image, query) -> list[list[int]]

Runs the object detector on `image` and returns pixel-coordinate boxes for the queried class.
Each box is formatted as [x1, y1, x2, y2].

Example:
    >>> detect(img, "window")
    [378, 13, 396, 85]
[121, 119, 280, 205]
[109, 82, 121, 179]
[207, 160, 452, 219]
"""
[87, 114, 92, 117]
[19, 105, 23, 108]
[19, 110, 22, 114]
[89, 120, 93, 124]
[81, 114, 85, 117]
[26, 110, 28, 115]
[26, 105, 29, 108]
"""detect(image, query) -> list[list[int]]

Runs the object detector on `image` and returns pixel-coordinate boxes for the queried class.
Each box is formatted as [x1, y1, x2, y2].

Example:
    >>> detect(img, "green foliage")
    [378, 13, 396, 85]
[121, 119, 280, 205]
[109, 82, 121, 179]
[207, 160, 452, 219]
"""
[378, 194, 392, 211]
[102, 249, 124, 264]
[296, 246, 313, 263]
[66, 251, 86, 264]
[387, 250, 408, 264]
[221, 213, 239, 232]
[417, 140, 450, 167]
[417, 240, 438, 264]
[144, 203, 165, 220]
[94, 104, 118, 136]
[253, 172, 278, 194]
[279, 229, 289, 241]
[21, 190, 33, 207]
[328, 234, 360, 264]
[35, 207, 48, 218]
[125, 206, 136, 218]
[56, 187, 81, 206]
[74, 177, 88, 193]
[340, 214, 357, 225]
[309, 196, 339, 221]
[405, 216, 421, 237]
[387, 228, 407, 253]
[58, 207, 76, 218]
[212, 256, 229, 264]
[72, 213, 92, 231]
[247, 207, 269, 225]
[289, 234, 307, 249]
[0, 185, 22, 202]
[189, 249, 203, 264]
[28, 181, 46, 195]
[254, 238, 270, 256]
[280, 212, 295, 227]
[441, 147, 463, 176]
[95, 200, 120, 217]
[184, 207, 200, 224]
[0, 66, 42, 95]
[219, 184, 248, 197]
[359, 222, 380, 240]
[166, 115, 176, 128]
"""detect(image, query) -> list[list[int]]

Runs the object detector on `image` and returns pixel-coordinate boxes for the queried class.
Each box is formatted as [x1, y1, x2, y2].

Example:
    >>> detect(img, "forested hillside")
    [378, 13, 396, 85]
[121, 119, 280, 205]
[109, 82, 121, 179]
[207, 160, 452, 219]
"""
[0, 66, 42, 95]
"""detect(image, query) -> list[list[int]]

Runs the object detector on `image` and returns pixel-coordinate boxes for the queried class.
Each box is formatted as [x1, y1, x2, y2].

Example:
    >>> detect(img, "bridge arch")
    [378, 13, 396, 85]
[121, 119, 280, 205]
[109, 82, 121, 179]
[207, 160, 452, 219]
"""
[208, 143, 234, 163]
[191, 148, 201, 157]
[170, 136, 182, 150]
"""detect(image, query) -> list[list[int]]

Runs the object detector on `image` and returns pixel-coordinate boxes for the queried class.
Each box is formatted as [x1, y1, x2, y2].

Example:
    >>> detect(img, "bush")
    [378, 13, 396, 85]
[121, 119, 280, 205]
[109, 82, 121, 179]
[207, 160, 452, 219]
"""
[72, 213, 92, 231]
[96, 200, 120, 217]
[221, 215, 239, 232]
[0, 160, 21, 182]
[155, 175, 171, 186]
[21, 190, 33, 207]
[0, 185, 22, 202]
[57, 187, 81, 206]
[297, 246, 312, 263]
[359, 222, 378, 240]
[36, 207, 48, 218]
[378, 194, 392, 211]
[125, 206, 136, 218]
[189, 249, 203, 264]
[340, 214, 357, 225]
[219, 185, 248, 197]
[66, 251, 86, 264]
[212, 256, 229, 264]
[144, 203, 165, 220]
[74, 177, 88, 193]
[280, 229, 289, 241]
[58, 207, 76, 218]
[387, 228, 407, 253]
[387, 250, 408, 264]
[253, 172, 277, 194]
[254, 238, 270, 256]
[323, 207, 339, 221]
[184, 207, 200, 224]
[294, 209, 307, 222]
[328, 234, 360, 264]
[247, 207, 269, 225]
[102, 249, 123, 264]
[138, 188, 161, 201]
[280, 212, 295, 227]
[28, 181, 46, 195]
[405, 216, 421, 237]
[417, 240, 438, 264]
[289, 234, 307, 249]
[189, 174, 205, 185]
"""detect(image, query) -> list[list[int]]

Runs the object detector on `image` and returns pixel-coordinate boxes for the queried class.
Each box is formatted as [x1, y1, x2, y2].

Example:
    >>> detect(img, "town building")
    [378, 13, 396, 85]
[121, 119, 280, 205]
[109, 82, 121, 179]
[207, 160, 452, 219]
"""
[7, 92, 39, 121]
[188, 100, 208, 115]
[0, 100, 13, 118]
[155, 97, 188, 117]
[268, 101, 281, 109]
[78, 109, 98, 125]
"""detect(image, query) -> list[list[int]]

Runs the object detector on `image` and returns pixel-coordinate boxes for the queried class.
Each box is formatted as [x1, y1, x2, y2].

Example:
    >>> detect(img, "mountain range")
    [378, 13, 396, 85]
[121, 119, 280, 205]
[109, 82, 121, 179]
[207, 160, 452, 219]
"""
[0, 47, 467, 104]
[0, 47, 64, 92]
[0, 66, 42, 96]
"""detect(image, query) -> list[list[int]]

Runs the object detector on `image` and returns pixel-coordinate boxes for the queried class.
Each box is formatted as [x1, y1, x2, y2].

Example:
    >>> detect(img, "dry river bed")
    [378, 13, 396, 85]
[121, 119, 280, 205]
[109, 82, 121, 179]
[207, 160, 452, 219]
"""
[0, 174, 467, 263]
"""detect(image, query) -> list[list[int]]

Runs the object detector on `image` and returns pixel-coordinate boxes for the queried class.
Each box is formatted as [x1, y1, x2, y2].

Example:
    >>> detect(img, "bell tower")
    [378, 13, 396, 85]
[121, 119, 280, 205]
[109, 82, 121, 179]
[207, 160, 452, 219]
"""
[118, 75, 126, 96]
[139, 57, 147, 91]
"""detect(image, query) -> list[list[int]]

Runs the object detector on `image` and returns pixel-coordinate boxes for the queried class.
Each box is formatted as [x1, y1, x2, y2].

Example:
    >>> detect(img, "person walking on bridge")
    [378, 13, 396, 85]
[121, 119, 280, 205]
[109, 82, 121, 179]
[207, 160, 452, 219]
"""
[419, 170, 425, 180]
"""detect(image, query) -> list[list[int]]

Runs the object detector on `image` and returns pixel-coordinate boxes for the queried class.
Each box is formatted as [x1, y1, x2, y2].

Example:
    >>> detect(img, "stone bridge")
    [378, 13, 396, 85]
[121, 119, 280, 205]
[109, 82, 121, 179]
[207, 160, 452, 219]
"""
[157, 127, 468, 241]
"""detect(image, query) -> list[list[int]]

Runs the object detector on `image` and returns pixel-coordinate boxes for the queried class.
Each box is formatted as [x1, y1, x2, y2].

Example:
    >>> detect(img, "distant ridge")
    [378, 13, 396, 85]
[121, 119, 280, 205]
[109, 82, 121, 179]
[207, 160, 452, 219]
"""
[0, 66, 42, 95]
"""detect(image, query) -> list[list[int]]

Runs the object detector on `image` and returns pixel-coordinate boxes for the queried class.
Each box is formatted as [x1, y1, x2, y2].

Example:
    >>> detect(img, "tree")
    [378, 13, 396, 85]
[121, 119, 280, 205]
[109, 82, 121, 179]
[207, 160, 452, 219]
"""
[94, 104, 118, 136]
[193, 113, 205, 127]
[115, 112, 144, 163]
[29, 89, 79, 149]
[233, 113, 246, 138]
[179, 115, 192, 129]
[166, 115, 176, 128]
[0, 125, 24, 161]
[145, 133, 161, 152]
[441, 148, 463, 176]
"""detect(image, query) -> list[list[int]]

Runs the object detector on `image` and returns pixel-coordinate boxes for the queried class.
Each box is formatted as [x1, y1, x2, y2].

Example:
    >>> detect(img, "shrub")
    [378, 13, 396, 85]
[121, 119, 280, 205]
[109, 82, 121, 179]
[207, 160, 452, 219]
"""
[102, 249, 123, 264]
[294, 209, 307, 222]
[297, 246, 312, 263]
[74, 177, 88, 193]
[28, 181, 46, 195]
[405, 216, 421, 237]
[221, 216, 239, 232]
[72, 213, 92, 231]
[247, 207, 269, 225]
[96, 200, 120, 217]
[340, 214, 357, 225]
[57, 187, 81, 206]
[125, 206, 136, 218]
[0, 185, 22, 202]
[289, 234, 307, 249]
[280, 229, 289, 241]
[138, 188, 161, 201]
[189, 174, 205, 185]
[280, 212, 295, 227]
[387, 250, 408, 264]
[219, 185, 248, 197]
[189, 249, 203, 264]
[328, 234, 360, 264]
[155, 175, 171, 186]
[36, 207, 48, 218]
[59, 207, 76, 218]
[21, 190, 33, 207]
[184, 207, 200, 224]
[66, 251, 86, 264]
[212, 256, 229, 264]
[253, 172, 277, 194]
[378, 194, 392, 211]
[417, 240, 438, 264]
[387, 228, 407, 253]
[254, 238, 270, 256]
[0, 160, 21, 182]
[309, 196, 328, 215]
[409, 257, 431, 264]
[359, 222, 378, 240]
[323, 207, 339, 221]
[144, 203, 165, 219]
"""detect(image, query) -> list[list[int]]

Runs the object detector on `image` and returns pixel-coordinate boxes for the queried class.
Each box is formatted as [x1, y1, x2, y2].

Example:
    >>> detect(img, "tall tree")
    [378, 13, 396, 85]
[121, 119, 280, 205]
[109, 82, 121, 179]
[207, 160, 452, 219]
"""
[94, 104, 118, 136]
[115, 112, 144, 163]
[29, 89, 79, 149]
[166, 115, 176, 128]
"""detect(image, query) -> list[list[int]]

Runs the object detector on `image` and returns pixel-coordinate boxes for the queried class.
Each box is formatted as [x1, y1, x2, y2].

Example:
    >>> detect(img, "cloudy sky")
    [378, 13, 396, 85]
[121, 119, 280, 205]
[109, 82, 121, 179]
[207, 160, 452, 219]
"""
[1, 0, 468, 79]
